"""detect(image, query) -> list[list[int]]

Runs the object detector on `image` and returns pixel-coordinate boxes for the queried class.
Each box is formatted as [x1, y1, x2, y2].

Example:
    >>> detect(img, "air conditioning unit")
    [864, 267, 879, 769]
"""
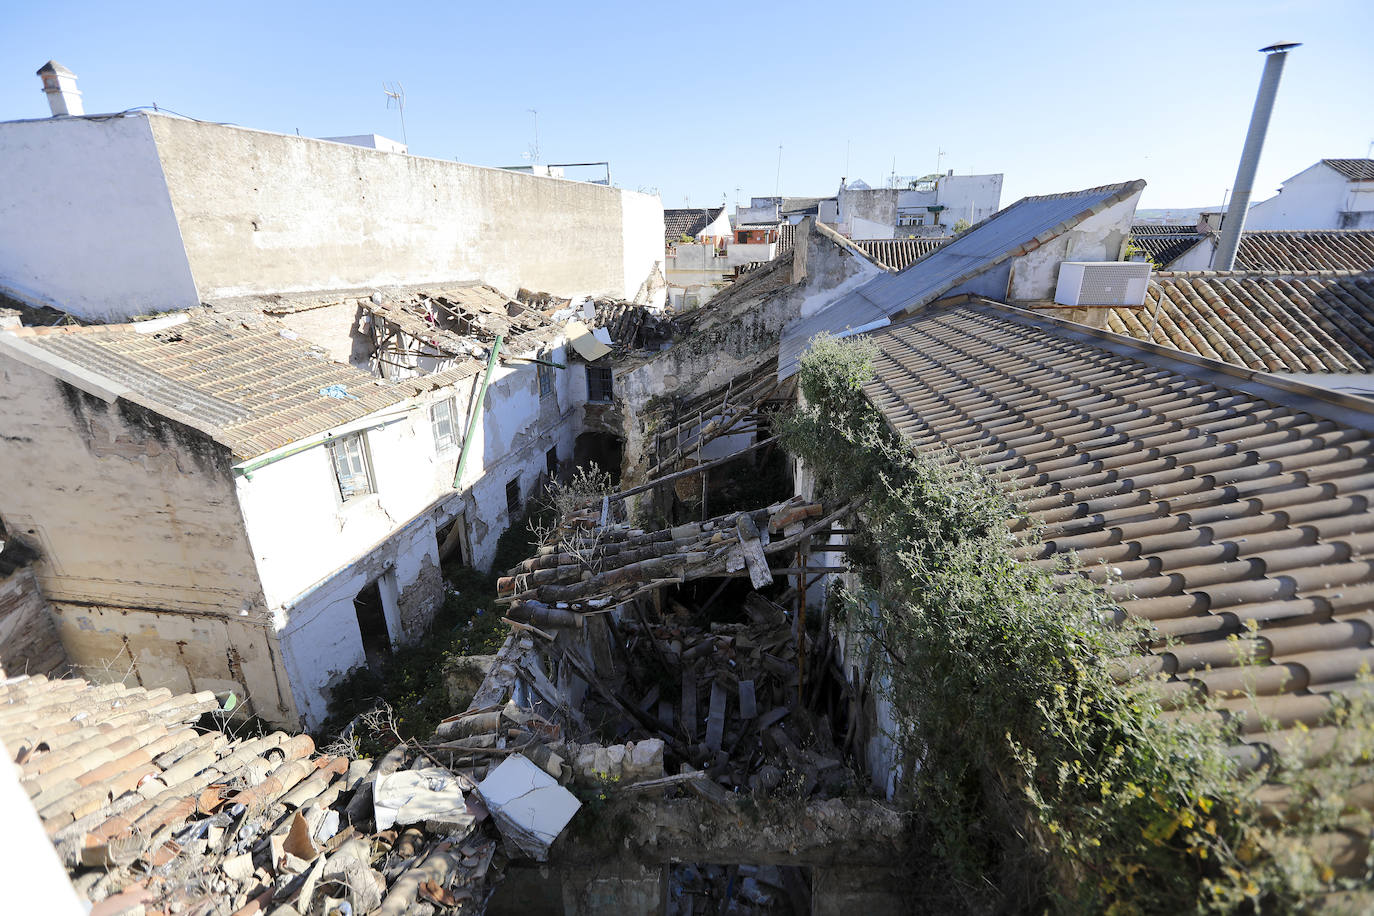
[1054, 261, 1151, 307]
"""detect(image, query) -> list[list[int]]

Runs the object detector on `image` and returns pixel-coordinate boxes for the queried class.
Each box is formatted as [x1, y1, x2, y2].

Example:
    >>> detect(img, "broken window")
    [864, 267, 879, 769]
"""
[505, 478, 521, 515]
[329, 433, 374, 501]
[546, 446, 559, 478]
[537, 352, 555, 398]
[430, 397, 459, 454]
[586, 365, 613, 403]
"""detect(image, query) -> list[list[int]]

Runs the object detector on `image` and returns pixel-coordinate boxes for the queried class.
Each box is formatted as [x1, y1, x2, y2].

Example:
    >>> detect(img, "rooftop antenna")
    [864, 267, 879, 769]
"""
[526, 109, 540, 165]
[383, 82, 407, 146]
[844, 139, 851, 180]
[774, 144, 783, 199]
[936, 147, 946, 175]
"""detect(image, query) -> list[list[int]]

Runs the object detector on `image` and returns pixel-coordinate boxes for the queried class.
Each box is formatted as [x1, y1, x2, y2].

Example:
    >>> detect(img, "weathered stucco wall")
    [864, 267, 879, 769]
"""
[0, 115, 199, 321]
[1006, 190, 1142, 302]
[145, 114, 664, 304]
[0, 346, 295, 723]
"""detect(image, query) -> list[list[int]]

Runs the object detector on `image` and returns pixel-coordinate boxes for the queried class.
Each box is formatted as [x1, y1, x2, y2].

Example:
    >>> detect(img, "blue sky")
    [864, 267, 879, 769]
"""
[3, 1, 1369, 211]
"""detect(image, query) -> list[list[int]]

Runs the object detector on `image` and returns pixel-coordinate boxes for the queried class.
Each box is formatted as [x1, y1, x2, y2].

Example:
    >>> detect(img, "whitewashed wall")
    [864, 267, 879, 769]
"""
[0, 115, 199, 321]
[1247, 163, 1373, 230]
[236, 338, 579, 725]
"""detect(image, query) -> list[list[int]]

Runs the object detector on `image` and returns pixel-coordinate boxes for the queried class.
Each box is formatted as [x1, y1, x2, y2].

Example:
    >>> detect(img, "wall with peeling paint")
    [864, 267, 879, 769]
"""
[1006, 190, 1142, 304]
[0, 355, 296, 722]
[232, 336, 579, 724]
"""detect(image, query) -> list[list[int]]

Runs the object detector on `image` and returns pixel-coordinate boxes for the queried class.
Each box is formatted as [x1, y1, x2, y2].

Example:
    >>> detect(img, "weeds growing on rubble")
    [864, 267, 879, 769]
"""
[778, 334, 1374, 914]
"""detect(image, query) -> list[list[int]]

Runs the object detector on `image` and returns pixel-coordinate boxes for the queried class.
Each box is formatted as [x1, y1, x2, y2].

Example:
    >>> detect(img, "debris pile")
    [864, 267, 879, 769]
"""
[3, 673, 584, 915]
[496, 496, 847, 614]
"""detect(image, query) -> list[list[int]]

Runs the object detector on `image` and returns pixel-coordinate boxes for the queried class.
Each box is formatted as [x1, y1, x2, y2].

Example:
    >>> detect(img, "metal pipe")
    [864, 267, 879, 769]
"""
[1213, 41, 1301, 271]
[452, 336, 504, 489]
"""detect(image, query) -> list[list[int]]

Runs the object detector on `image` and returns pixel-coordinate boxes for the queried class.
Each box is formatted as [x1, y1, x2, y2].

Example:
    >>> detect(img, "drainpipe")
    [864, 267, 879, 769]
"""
[1212, 41, 1300, 271]
[453, 336, 504, 489]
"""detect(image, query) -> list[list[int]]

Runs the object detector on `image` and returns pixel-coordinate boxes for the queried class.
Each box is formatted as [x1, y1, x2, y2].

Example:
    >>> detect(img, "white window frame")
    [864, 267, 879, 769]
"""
[430, 397, 459, 454]
[329, 433, 375, 502]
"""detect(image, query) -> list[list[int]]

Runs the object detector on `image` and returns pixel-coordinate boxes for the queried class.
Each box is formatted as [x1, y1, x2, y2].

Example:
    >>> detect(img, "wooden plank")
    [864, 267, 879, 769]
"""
[738, 680, 757, 721]
[705, 682, 727, 752]
[735, 514, 774, 590]
[681, 669, 697, 742]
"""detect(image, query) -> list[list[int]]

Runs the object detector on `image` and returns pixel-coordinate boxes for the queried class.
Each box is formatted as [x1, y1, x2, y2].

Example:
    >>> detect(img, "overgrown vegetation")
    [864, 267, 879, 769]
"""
[779, 334, 1374, 913]
[321, 470, 619, 755]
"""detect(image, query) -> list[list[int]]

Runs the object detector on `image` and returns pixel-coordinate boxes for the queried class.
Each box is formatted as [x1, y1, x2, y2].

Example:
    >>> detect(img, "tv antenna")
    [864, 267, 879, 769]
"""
[383, 82, 407, 146]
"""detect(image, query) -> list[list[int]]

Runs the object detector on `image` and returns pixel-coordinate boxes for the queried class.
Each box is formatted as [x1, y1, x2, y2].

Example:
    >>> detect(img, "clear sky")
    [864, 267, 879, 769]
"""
[3, 1, 1369, 212]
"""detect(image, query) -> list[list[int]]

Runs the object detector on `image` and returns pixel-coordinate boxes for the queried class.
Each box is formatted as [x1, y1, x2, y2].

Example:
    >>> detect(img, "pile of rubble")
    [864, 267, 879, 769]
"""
[2, 673, 594, 915]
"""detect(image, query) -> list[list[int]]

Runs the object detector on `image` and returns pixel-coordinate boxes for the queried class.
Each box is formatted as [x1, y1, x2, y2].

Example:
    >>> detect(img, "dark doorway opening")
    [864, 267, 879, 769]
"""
[436, 516, 468, 568]
[353, 580, 391, 670]
[574, 432, 624, 483]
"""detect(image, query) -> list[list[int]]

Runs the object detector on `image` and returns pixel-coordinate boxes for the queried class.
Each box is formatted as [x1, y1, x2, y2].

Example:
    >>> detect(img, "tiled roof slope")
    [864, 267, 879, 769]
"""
[1131, 224, 1202, 235]
[778, 180, 1146, 378]
[0, 672, 373, 912]
[1129, 230, 1205, 267]
[664, 207, 725, 242]
[1107, 271, 1374, 373]
[852, 238, 950, 271]
[1324, 159, 1374, 182]
[861, 302, 1374, 869]
[10, 313, 404, 460]
[1234, 231, 1374, 273]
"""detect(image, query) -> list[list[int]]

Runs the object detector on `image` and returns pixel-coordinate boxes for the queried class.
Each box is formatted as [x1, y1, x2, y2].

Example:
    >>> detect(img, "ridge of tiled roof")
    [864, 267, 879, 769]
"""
[859, 300, 1374, 882]
[1107, 272, 1374, 374]
[1323, 159, 1374, 182]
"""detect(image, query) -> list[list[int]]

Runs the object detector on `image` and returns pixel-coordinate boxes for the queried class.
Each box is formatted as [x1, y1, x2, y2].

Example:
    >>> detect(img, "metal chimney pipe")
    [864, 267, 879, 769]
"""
[1213, 41, 1300, 270]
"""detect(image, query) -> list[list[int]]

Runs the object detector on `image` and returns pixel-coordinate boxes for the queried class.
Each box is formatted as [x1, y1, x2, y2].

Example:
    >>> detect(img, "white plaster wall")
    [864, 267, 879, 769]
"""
[237, 337, 578, 611]
[726, 242, 775, 266]
[145, 114, 649, 304]
[1246, 163, 1352, 230]
[0, 115, 199, 321]
[276, 514, 438, 726]
[1168, 237, 1215, 271]
[1006, 190, 1142, 301]
[849, 215, 893, 240]
[621, 192, 667, 306]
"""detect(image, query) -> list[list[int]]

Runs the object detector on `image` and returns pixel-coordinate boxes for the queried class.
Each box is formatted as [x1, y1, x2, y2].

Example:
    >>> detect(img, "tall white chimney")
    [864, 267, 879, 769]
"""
[36, 61, 83, 117]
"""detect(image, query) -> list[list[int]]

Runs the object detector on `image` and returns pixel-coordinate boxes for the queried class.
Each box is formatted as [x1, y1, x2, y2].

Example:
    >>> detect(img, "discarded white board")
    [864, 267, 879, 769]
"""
[476, 754, 581, 861]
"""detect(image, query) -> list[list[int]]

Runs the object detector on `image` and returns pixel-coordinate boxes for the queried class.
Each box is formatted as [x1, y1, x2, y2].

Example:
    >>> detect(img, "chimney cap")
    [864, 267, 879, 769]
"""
[1259, 41, 1301, 53]
[36, 60, 76, 77]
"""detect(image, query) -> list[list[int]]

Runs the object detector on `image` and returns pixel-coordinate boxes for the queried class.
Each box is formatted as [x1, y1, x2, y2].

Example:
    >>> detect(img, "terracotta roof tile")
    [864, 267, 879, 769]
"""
[860, 302, 1374, 788]
[1107, 272, 1374, 373]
